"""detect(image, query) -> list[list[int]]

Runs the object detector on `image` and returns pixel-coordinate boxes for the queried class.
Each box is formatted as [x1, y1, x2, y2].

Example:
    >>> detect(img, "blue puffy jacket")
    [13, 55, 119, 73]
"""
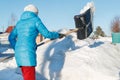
[9, 11, 59, 66]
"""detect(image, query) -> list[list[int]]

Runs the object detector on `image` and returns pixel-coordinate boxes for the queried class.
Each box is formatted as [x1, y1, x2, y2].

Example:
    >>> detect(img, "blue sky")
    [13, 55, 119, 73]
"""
[0, 0, 120, 36]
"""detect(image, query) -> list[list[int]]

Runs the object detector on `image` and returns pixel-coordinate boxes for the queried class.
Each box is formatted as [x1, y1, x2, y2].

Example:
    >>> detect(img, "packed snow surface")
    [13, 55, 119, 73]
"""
[0, 31, 120, 80]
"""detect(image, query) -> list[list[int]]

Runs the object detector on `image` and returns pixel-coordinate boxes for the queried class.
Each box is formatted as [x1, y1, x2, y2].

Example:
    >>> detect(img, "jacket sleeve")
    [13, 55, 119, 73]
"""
[36, 19, 59, 39]
[8, 27, 17, 49]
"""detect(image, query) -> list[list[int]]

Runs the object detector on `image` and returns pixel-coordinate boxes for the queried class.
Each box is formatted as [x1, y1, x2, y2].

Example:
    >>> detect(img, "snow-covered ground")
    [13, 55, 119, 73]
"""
[0, 31, 120, 80]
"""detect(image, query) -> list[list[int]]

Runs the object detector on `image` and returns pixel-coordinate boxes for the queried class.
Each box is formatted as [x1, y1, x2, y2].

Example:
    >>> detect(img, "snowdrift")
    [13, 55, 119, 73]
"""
[0, 30, 120, 80]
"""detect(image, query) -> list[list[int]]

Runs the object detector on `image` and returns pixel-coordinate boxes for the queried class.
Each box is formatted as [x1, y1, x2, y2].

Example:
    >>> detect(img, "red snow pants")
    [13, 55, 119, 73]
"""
[21, 66, 36, 80]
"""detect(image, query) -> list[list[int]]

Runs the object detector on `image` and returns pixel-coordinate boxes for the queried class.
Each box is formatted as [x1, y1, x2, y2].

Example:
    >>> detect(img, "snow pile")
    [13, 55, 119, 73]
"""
[80, 1, 95, 14]
[0, 30, 120, 80]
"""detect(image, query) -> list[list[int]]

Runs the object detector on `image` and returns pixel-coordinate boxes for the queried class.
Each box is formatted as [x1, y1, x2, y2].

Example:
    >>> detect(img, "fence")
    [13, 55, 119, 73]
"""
[0, 33, 10, 45]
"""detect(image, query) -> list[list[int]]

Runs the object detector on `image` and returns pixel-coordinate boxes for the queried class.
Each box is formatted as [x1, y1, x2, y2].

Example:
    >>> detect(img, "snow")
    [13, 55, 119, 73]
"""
[0, 31, 120, 80]
[80, 1, 95, 14]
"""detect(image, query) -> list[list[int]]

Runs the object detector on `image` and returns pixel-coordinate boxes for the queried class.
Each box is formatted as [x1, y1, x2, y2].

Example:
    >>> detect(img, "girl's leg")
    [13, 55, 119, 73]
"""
[21, 66, 35, 80]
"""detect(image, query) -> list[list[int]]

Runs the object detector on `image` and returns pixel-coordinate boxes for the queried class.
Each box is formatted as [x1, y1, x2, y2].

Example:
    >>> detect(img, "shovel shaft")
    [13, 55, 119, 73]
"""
[37, 28, 79, 47]
[65, 28, 79, 35]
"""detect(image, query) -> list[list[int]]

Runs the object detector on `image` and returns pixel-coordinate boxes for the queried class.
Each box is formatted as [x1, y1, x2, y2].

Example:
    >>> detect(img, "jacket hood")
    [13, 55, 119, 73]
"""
[20, 11, 37, 20]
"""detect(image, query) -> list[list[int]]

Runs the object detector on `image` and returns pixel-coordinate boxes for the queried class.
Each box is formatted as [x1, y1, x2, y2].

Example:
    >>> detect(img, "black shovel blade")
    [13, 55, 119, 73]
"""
[74, 8, 93, 40]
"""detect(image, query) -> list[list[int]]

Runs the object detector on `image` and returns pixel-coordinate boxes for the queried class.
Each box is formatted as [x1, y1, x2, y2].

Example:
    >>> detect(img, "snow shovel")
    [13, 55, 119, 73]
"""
[74, 8, 93, 40]
[37, 8, 93, 47]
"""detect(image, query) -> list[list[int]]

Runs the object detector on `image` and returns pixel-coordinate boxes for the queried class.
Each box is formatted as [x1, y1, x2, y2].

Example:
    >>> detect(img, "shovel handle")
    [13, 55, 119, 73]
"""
[37, 28, 79, 47]
[65, 28, 79, 35]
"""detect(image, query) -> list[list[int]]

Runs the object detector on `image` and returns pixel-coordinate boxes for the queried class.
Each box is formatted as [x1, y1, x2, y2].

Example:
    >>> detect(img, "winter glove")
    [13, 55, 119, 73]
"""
[59, 33, 66, 38]
[50, 38, 56, 40]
